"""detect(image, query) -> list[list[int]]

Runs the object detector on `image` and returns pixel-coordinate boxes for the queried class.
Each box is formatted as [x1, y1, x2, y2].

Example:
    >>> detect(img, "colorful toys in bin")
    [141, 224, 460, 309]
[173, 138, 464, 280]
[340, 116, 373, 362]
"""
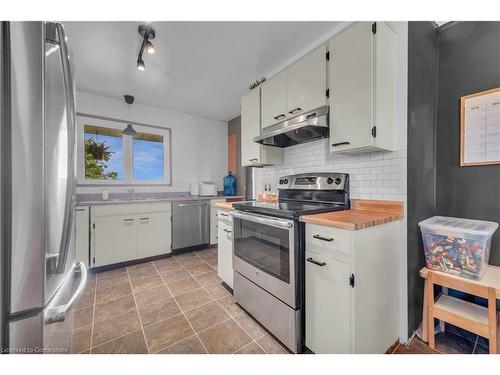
[423, 234, 485, 279]
[419, 216, 498, 280]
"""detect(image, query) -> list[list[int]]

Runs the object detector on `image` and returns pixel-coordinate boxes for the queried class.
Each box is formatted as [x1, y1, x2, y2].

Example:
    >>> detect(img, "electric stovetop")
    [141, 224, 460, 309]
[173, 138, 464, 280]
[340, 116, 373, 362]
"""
[232, 200, 347, 220]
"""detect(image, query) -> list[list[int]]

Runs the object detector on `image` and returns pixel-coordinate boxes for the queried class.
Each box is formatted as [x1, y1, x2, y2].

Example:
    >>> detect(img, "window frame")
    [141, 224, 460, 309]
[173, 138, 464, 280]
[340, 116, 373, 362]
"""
[76, 113, 172, 186]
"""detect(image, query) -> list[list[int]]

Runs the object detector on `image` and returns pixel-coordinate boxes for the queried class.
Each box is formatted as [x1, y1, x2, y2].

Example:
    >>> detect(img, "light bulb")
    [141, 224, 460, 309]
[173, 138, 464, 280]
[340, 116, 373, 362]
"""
[136, 58, 145, 71]
[145, 40, 156, 54]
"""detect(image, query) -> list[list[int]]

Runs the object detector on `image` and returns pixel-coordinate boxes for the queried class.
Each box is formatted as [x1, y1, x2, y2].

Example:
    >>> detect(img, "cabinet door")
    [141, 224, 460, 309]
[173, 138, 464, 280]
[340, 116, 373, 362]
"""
[261, 70, 288, 128]
[137, 212, 171, 258]
[287, 44, 327, 116]
[75, 207, 89, 267]
[329, 22, 374, 152]
[217, 220, 233, 288]
[93, 216, 137, 267]
[241, 88, 262, 166]
[305, 251, 351, 353]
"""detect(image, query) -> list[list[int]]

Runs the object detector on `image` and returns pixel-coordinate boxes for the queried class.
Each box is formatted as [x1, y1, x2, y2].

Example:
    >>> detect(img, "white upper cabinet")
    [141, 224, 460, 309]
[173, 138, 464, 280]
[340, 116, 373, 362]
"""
[286, 44, 327, 117]
[329, 22, 396, 153]
[261, 70, 288, 128]
[241, 87, 283, 167]
[261, 44, 328, 129]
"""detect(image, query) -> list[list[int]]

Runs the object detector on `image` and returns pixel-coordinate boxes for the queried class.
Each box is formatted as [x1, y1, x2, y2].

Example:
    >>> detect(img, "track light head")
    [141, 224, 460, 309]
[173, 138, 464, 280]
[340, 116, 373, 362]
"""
[145, 40, 156, 55]
[136, 58, 145, 71]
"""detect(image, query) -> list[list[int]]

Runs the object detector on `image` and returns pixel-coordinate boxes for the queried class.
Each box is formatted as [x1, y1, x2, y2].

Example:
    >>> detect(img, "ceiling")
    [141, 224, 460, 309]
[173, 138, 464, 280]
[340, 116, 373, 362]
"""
[64, 21, 343, 121]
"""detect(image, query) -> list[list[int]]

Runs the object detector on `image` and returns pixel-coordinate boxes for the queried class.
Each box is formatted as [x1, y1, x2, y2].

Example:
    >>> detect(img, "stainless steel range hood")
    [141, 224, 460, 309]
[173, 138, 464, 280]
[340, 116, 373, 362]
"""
[253, 106, 329, 148]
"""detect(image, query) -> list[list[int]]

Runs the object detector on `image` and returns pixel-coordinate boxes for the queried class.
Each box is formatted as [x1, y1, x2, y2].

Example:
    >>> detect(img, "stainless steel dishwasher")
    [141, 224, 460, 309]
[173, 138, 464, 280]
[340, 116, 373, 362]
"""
[172, 200, 210, 250]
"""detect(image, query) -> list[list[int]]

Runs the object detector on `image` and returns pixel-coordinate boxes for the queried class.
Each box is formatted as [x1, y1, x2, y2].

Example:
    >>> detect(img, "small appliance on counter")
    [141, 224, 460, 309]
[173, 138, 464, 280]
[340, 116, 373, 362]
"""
[223, 171, 237, 196]
[199, 181, 217, 196]
[189, 182, 200, 196]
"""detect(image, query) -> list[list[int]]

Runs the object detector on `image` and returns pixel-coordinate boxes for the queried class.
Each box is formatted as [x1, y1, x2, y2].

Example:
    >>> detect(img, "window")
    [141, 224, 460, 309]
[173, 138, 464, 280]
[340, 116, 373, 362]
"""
[77, 115, 171, 185]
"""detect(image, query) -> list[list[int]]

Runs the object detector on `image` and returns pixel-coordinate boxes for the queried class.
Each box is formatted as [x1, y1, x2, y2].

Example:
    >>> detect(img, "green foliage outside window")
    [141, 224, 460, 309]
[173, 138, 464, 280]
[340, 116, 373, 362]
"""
[84, 139, 118, 180]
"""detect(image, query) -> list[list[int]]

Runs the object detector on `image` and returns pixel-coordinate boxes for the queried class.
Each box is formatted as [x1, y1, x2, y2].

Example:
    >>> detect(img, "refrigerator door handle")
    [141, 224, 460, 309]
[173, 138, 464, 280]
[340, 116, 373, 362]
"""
[45, 262, 87, 323]
[53, 22, 77, 274]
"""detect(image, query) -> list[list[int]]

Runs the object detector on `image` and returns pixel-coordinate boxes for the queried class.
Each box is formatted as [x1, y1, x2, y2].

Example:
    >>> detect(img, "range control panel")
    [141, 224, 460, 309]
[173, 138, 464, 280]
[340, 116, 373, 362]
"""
[278, 173, 349, 191]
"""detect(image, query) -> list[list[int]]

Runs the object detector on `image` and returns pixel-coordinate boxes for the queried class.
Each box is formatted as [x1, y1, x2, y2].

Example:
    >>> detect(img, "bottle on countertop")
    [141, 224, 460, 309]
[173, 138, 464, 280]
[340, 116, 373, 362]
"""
[223, 171, 237, 196]
[102, 189, 109, 201]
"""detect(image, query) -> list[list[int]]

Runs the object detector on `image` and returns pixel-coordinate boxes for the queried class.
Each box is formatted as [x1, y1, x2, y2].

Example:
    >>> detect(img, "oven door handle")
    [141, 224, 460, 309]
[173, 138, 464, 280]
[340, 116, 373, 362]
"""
[229, 211, 293, 229]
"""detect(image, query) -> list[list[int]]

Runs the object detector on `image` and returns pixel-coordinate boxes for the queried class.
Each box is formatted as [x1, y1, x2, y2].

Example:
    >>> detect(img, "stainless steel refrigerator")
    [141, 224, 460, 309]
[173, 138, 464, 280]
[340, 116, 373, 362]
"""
[1, 21, 87, 354]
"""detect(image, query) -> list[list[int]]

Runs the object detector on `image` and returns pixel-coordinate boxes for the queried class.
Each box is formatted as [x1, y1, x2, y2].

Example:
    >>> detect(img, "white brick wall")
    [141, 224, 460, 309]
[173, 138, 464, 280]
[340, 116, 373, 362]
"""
[261, 139, 407, 200]
[76, 90, 228, 194]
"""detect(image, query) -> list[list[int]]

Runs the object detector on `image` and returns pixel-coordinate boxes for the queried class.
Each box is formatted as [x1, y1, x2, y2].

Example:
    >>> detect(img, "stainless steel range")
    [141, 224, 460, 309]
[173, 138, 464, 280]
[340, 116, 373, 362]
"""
[230, 173, 349, 353]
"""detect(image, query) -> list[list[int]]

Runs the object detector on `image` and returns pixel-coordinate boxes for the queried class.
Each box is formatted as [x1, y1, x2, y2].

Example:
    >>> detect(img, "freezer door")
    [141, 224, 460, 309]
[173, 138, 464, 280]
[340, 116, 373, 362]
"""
[44, 22, 77, 302]
[7, 260, 88, 354]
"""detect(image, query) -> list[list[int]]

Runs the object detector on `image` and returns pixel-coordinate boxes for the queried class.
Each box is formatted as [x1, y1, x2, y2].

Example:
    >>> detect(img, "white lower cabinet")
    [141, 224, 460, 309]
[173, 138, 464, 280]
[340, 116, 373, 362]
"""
[137, 212, 172, 259]
[210, 199, 226, 245]
[306, 252, 351, 354]
[91, 202, 172, 268]
[305, 221, 400, 353]
[93, 215, 137, 267]
[75, 206, 90, 267]
[217, 209, 233, 288]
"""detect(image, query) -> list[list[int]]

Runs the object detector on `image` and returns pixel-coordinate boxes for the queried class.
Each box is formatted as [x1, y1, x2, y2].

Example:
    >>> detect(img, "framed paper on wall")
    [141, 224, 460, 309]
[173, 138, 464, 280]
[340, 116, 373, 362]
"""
[460, 87, 500, 166]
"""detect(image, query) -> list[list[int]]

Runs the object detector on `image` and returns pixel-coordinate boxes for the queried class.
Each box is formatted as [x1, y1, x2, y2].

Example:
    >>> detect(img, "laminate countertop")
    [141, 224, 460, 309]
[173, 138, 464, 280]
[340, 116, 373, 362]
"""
[300, 199, 404, 230]
[77, 195, 244, 206]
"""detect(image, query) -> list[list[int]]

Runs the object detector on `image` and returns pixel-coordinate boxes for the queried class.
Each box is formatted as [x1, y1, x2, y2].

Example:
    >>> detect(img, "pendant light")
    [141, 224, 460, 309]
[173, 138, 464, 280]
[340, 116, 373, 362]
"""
[122, 95, 137, 136]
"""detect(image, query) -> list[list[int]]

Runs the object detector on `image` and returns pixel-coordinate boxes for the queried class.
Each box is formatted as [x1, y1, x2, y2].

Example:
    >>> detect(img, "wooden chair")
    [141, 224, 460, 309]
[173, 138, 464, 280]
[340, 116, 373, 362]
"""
[421, 266, 500, 354]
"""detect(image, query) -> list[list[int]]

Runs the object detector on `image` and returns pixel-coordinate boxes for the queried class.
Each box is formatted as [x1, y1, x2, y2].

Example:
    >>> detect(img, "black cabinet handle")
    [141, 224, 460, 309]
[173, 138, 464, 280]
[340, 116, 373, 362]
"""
[313, 234, 334, 242]
[273, 114, 286, 120]
[288, 107, 302, 114]
[223, 229, 232, 233]
[307, 257, 326, 267]
[331, 141, 350, 147]
[306, 112, 317, 120]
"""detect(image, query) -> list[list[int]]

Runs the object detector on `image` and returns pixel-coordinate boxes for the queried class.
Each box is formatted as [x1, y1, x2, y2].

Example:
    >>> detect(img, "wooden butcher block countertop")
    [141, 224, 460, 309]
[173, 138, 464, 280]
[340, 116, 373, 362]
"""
[300, 199, 404, 230]
[215, 202, 236, 210]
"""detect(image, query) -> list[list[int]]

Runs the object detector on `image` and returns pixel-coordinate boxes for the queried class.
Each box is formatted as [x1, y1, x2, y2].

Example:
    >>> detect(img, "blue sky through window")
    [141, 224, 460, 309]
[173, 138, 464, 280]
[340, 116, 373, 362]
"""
[133, 138, 164, 180]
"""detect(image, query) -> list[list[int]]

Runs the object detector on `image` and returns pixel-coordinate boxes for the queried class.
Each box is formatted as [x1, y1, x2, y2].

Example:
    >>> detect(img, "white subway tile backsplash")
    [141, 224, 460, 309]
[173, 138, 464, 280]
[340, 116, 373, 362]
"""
[261, 139, 407, 201]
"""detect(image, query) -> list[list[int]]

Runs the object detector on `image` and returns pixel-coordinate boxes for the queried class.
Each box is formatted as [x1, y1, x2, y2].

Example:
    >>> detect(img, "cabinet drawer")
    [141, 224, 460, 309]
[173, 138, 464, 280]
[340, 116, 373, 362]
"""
[93, 202, 171, 218]
[217, 209, 232, 224]
[306, 223, 353, 259]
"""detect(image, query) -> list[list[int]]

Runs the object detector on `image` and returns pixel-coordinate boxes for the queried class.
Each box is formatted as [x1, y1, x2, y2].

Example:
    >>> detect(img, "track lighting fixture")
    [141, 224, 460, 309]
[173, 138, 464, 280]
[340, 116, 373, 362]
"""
[136, 24, 156, 71]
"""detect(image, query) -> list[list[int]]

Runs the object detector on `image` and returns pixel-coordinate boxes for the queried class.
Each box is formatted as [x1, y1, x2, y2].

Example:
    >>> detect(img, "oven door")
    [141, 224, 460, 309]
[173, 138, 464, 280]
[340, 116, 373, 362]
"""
[230, 211, 297, 308]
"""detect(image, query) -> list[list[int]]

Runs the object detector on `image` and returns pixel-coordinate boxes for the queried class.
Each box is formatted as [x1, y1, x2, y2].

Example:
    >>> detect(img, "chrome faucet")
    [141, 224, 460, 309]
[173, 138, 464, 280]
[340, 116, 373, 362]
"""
[126, 187, 136, 199]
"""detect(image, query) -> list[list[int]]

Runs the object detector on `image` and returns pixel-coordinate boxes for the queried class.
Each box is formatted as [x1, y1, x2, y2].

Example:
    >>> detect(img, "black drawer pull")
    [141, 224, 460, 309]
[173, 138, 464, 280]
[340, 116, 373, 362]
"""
[313, 234, 334, 242]
[273, 114, 286, 120]
[288, 107, 302, 114]
[306, 112, 317, 120]
[331, 141, 350, 147]
[307, 257, 326, 267]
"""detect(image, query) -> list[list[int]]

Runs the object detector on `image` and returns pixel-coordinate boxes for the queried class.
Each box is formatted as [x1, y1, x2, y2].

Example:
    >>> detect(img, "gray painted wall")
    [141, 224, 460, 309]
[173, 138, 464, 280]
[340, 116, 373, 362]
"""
[407, 21, 439, 336]
[436, 22, 500, 265]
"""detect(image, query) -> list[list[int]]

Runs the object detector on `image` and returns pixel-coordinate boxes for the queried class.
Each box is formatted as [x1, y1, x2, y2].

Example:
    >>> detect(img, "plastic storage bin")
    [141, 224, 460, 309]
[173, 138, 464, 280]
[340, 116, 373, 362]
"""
[418, 216, 498, 280]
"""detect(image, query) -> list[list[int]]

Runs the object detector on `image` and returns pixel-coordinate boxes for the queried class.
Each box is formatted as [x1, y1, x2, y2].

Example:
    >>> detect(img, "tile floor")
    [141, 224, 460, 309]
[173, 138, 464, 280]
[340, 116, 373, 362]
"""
[393, 330, 490, 354]
[72, 247, 290, 354]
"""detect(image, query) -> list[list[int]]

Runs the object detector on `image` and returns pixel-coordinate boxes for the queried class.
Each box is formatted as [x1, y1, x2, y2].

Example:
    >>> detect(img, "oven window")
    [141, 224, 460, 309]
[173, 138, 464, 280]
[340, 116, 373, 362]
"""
[233, 218, 290, 283]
